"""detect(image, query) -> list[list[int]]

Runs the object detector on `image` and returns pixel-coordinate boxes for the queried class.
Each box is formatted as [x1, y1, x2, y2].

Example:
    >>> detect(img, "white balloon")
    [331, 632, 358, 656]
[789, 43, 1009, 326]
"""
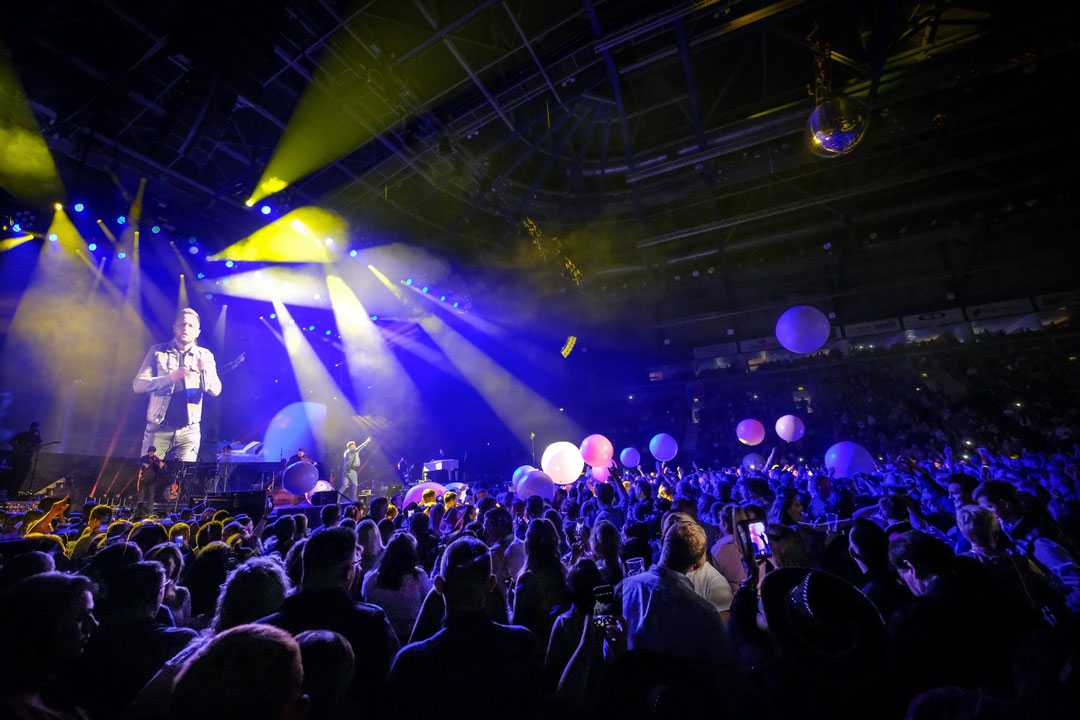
[541, 441, 585, 486]
[775, 415, 806, 443]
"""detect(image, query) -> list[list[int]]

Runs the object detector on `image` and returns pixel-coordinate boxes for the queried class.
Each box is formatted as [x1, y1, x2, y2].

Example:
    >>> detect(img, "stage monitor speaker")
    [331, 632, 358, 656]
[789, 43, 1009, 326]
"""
[201, 491, 268, 524]
[311, 490, 339, 506]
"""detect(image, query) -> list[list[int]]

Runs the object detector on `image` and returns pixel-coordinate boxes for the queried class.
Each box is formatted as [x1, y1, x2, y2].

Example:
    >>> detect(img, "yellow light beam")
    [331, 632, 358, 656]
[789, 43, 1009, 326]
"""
[325, 273, 416, 484]
[416, 311, 581, 450]
[244, 32, 396, 206]
[0, 47, 64, 203]
[0, 234, 33, 252]
[271, 300, 363, 461]
[211, 207, 345, 264]
[95, 219, 118, 246]
[178, 273, 188, 309]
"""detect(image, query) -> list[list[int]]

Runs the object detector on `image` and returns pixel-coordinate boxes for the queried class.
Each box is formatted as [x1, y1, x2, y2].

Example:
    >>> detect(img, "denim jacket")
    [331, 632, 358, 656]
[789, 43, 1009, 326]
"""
[132, 343, 221, 425]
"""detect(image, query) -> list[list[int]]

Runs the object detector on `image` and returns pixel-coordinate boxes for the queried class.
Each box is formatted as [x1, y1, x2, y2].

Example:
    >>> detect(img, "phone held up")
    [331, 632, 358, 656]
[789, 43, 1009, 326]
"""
[736, 519, 772, 561]
[592, 584, 617, 631]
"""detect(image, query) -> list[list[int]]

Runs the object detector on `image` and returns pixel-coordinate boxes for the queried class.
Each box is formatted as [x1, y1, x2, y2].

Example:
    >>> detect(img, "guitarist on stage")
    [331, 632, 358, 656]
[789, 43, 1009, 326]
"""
[136, 446, 166, 510]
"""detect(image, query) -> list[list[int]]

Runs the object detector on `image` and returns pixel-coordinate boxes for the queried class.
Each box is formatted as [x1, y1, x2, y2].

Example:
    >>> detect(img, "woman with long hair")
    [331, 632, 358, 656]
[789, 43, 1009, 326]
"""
[362, 531, 432, 642]
[355, 519, 384, 576]
[511, 518, 568, 642]
[589, 520, 624, 587]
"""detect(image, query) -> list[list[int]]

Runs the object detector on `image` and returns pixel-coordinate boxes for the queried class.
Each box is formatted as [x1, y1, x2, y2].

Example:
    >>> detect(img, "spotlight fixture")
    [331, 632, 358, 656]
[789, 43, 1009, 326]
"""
[349, 249, 358, 257]
[405, 278, 413, 286]
[189, 246, 199, 255]
[117, 251, 127, 259]
[225, 260, 235, 268]
[117, 215, 126, 225]
[88, 243, 97, 251]
[48, 233, 58, 242]
[53, 202, 62, 211]
[196, 272, 205, 279]
[422, 286, 429, 293]
[260, 205, 272, 215]
[73, 203, 85, 213]
[151, 225, 161, 234]
[12, 223, 21, 232]
[370, 314, 378, 321]
[269, 313, 277, 319]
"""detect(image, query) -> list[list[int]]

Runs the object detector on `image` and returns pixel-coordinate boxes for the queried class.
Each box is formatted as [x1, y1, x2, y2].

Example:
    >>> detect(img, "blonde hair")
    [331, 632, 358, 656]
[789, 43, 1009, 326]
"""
[956, 504, 1000, 549]
[175, 307, 201, 326]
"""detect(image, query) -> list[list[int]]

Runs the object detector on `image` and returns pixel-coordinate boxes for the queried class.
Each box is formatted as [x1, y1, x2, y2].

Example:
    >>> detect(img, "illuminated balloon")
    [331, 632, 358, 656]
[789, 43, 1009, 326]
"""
[649, 433, 678, 463]
[591, 465, 610, 483]
[541, 441, 585, 486]
[517, 469, 555, 501]
[579, 434, 615, 468]
[511, 465, 536, 491]
[619, 447, 641, 468]
[775, 305, 831, 355]
[742, 453, 766, 472]
[775, 415, 806, 443]
[824, 441, 876, 478]
[283, 461, 319, 496]
[404, 481, 447, 508]
[736, 419, 766, 447]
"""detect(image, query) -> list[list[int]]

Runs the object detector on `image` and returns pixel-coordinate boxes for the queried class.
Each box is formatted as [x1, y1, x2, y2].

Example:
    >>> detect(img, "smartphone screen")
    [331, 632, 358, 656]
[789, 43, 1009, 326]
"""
[592, 584, 615, 627]
[738, 520, 772, 560]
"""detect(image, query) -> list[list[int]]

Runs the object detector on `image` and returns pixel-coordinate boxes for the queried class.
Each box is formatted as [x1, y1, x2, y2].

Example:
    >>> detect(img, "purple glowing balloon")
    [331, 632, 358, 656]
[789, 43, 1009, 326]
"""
[736, 419, 766, 447]
[775, 305, 831, 355]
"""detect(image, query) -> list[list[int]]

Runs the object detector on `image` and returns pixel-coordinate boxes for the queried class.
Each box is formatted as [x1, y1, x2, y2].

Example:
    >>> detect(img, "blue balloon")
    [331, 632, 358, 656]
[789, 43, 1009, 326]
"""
[775, 305, 831, 354]
[619, 447, 641, 468]
[824, 441, 876, 478]
[511, 465, 535, 490]
[649, 433, 678, 463]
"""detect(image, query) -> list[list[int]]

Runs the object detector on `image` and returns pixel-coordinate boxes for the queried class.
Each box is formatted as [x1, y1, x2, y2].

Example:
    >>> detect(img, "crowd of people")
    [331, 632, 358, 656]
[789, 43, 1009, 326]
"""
[3, 344, 1080, 718]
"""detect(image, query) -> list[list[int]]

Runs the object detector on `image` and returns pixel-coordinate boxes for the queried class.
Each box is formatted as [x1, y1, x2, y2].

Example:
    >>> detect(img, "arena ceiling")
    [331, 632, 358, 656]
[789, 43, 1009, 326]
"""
[3, 0, 1078, 339]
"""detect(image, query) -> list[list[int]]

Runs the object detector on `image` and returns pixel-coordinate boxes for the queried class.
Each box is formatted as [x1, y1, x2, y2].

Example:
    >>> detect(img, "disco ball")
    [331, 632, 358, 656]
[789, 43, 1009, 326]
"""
[808, 96, 869, 157]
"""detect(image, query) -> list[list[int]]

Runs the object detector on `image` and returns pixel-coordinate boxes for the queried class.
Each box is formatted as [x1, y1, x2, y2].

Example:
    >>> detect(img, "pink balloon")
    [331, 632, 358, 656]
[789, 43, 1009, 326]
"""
[404, 482, 447, 507]
[775, 414, 806, 443]
[736, 419, 766, 446]
[591, 465, 610, 482]
[579, 434, 615, 468]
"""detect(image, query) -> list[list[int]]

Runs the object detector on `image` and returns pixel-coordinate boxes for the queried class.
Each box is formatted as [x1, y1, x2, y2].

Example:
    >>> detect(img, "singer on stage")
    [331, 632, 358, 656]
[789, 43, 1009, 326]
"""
[132, 308, 221, 462]
[342, 440, 360, 501]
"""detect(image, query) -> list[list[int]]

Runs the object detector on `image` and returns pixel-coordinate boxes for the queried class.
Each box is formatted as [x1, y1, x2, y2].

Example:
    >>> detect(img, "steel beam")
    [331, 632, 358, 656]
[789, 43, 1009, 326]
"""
[636, 140, 1058, 248]
[502, 2, 563, 106]
[413, 0, 515, 132]
[618, 0, 811, 75]
[393, 0, 501, 67]
[675, 19, 706, 150]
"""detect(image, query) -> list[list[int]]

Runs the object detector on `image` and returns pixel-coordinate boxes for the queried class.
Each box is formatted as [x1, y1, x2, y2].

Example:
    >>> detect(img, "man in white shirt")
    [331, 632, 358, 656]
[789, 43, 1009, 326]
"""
[618, 521, 730, 668]
[661, 512, 733, 614]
